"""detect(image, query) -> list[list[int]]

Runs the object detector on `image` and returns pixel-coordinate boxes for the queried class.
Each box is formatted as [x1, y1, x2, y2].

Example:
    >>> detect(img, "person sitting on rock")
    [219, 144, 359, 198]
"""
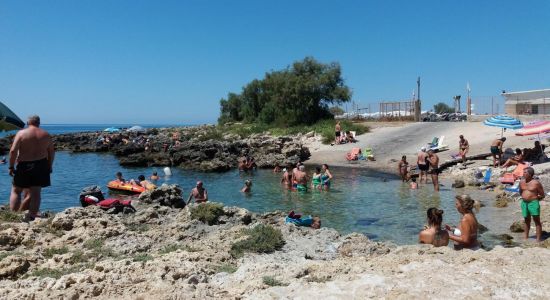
[523, 141, 545, 162]
[241, 180, 252, 193]
[419, 207, 449, 247]
[501, 148, 524, 168]
[115, 172, 126, 183]
[345, 131, 357, 143]
[187, 181, 208, 204]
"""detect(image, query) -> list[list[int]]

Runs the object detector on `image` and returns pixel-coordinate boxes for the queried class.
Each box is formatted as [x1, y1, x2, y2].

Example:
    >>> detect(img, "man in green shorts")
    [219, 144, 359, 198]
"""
[519, 167, 544, 241]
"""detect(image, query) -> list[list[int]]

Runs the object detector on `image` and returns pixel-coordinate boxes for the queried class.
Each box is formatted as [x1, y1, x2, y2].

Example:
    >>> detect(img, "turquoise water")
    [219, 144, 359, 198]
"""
[0, 151, 502, 245]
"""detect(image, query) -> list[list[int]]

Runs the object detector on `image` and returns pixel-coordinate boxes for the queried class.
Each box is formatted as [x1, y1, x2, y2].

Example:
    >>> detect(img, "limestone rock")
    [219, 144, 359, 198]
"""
[0, 255, 29, 279]
[510, 220, 525, 233]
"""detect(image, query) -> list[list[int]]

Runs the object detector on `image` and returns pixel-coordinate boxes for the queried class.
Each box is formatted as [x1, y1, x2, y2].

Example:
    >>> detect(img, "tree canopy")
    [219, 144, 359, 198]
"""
[218, 57, 352, 126]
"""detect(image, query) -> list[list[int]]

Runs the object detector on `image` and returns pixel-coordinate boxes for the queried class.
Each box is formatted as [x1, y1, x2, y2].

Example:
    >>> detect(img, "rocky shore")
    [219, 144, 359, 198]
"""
[0, 125, 312, 172]
[0, 185, 549, 299]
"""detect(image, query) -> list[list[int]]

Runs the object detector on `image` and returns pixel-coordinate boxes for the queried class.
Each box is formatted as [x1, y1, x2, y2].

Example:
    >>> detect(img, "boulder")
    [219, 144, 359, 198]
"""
[0, 255, 29, 279]
[510, 220, 525, 233]
[452, 180, 465, 188]
[139, 184, 185, 208]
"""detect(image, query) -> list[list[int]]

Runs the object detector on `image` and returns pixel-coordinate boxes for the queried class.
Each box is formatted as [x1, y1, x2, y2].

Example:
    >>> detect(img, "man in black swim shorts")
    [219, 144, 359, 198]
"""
[490, 137, 506, 167]
[9, 115, 54, 221]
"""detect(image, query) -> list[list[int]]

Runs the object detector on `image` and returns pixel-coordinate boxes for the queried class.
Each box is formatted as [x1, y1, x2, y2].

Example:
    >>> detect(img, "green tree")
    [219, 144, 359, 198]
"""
[433, 102, 454, 114]
[329, 106, 345, 116]
[218, 57, 352, 126]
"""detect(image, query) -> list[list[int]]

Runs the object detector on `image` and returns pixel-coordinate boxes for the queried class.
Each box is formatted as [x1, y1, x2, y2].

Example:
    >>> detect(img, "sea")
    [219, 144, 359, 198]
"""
[0, 124, 514, 246]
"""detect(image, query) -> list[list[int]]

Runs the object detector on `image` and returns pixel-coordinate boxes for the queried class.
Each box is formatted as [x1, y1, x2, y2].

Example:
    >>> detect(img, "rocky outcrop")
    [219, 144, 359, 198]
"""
[0, 203, 550, 299]
[49, 126, 310, 172]
[138, 184, 185, 208]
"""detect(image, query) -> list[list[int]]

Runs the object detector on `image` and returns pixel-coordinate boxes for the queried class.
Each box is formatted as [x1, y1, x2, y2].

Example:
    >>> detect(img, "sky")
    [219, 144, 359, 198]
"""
[1, 0, 549, 124]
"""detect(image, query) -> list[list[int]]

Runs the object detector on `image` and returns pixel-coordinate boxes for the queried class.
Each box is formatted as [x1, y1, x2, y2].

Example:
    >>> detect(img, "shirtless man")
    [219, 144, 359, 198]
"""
[334, 121, 341, 145]
[294, 165, 309, 192]
[417, 147, 429, 184]
[458, 135, 469, 163]
[427, 150, 440, 192]
[9, 115, 54, 221]
[490, 137, 506, 167]
[519, 167, 544, 241]
[187, 181, 208, 204]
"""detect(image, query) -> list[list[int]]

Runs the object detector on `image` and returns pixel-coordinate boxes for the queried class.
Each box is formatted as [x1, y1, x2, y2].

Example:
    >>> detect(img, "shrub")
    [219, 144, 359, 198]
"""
[215, 263, 238, 274]
[26, 267, 79, 279]
[43, 246, 69, 258]
[133, 254, 153, 262]
[190, 203, 225, 225]
[0, 210, 21, 222]
[262, 276, 288, 287]
[230, 224, 285, 258]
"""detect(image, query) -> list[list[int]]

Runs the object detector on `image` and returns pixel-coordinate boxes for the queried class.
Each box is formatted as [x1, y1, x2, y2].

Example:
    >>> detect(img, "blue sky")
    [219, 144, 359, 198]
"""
[1, 0, 549, 124]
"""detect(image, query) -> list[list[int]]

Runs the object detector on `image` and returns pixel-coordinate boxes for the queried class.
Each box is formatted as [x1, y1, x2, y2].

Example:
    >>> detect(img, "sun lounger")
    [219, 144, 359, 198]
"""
[476, 168, 492, 184]
[430, 136, 449, 152]
[499, 163, 528, 184]
[504, 180, 520, 193]
[428, 137, 439, 147]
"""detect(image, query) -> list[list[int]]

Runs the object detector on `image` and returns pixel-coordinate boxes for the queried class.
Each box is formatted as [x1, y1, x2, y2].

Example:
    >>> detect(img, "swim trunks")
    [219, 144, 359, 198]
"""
[418, 163, 429, 171]
[520, 198, 540, 217]
[13, 158, 51, 188]
[490, 146, 500, 155]
[296, 184, 308, 192]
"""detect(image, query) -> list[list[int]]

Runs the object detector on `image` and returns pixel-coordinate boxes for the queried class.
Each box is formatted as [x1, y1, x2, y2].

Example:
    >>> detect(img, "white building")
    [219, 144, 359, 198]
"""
[503, 89, 550, 115]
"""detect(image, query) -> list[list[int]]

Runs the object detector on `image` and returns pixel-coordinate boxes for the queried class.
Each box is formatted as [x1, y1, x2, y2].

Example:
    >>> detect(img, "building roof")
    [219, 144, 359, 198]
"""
[503, 89, 550, 103]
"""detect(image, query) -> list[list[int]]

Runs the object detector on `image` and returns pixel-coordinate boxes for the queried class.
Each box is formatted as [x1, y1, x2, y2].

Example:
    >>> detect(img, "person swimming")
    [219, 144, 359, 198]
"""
[445, 195, 480, 250]
[137, 175, 155, 190]
[419, 207, 449, 247]
[410, 177, 418, 189]
[150, 171, 160, 181]
[312, 167, 322, 190]
[241, 180, 252, 193]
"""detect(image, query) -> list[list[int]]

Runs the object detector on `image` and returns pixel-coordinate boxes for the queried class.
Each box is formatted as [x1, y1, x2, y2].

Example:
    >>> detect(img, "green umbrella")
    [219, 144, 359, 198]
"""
[0, 101, 24, 131]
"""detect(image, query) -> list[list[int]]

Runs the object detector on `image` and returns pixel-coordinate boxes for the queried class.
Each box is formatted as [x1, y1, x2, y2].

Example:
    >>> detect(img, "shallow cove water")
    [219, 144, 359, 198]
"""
[0, 151, 510, 247]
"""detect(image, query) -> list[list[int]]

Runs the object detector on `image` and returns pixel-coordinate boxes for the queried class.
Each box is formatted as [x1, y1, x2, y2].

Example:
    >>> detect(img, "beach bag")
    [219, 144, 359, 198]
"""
[79, 185, 105, 207]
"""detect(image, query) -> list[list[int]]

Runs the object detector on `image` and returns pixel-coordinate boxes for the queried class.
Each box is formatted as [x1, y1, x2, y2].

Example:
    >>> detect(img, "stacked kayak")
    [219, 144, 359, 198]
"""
[107, 180, 150, 194]
[483, 115, 523, 129]
[516, 120, 550, 136]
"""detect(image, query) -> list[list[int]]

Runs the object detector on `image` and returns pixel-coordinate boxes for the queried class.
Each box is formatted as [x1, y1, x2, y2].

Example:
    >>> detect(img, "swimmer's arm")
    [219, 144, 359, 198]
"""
[8, 132, 21, 169]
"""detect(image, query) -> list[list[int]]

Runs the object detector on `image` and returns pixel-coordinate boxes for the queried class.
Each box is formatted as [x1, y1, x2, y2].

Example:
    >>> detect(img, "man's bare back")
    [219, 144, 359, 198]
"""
[491, 139, 503, 148]
[295, 170, 308, 185]
[11, 126, 52, 162]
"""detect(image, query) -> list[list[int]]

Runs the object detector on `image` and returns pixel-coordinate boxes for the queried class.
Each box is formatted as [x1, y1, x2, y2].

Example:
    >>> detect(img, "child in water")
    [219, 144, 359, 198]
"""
[241, 180, 252, 193]
[410, 177, 418, 189]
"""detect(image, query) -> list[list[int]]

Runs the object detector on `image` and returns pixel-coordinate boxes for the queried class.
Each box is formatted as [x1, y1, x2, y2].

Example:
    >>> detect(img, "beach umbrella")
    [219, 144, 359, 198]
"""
[483, 115, 523, 137]
[0, 101, 25, 131]
[103, 127, 120, 133]
[127, 125, 145, 132]
[515, 122, 550, 154]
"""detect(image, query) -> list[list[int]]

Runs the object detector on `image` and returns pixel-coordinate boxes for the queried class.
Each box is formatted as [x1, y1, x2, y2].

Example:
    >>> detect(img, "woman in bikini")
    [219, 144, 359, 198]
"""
[445, 195, 480, 250]
[419, 207, 449, 247]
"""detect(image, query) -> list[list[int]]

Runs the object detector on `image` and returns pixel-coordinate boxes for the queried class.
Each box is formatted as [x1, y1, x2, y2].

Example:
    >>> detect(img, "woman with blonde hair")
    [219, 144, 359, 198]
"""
[445, 195, 480, 250]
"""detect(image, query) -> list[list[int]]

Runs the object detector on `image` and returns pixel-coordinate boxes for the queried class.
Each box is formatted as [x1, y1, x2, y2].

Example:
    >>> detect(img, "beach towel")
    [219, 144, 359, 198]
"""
[499, 163, 528, 184]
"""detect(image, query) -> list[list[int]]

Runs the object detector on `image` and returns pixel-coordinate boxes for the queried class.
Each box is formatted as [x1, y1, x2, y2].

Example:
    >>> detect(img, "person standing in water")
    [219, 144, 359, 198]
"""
[9, 115, 55, 221]
[311, 167, 322, 190]
[241, 180, 252, 193]
[321, 164, 333, 191]
[419, 207, 449, 247]
[294, 165, 309, 192]
[519, 167, 544, 241]
[490, 137, 506, 167]
[398, 155, 409, 182]
[458, 135, 469, 164]
[427, 150, 440, 192]
[417, 147, 429, 184]
[187, 181, 208, 204]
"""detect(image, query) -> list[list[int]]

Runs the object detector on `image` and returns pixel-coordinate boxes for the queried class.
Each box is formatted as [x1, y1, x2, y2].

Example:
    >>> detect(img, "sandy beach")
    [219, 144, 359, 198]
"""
[305, 120, 535, 173]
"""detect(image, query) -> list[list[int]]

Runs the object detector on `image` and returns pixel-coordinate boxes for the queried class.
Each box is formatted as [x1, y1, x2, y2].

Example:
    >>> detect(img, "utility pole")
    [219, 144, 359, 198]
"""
[415, 76, 421, 122]
[491, 97, 494, 115]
